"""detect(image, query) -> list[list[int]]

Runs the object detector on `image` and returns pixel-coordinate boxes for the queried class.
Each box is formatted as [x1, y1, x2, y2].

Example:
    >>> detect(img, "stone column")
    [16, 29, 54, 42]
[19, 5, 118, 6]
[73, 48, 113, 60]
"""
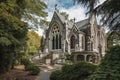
[74, 55, 77, 62]
[53, 36, 56, 49]
[94, 54, 97, 63]
[63, 39, 66, 52]
[68, 42, 70, 53]
[84, 54, 87, 62]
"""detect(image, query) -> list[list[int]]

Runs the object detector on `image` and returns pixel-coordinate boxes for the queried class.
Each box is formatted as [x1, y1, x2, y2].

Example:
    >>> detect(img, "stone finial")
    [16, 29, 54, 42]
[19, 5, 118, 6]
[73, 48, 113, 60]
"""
[55, 4, 57, 11]
[55, 4, 59, 12]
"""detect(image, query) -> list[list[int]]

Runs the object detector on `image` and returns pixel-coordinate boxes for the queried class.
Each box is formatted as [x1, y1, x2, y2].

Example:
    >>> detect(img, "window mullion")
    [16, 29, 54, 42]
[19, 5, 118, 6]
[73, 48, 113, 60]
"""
[58, 34, 59, 49]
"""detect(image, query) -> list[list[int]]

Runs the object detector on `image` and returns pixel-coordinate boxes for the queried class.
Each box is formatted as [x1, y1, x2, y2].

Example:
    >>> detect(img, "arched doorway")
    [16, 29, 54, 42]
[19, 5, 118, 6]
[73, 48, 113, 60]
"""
[77, 55, 84, 61]
[86, 55, 93, 62]
[86, 55, 95, 63]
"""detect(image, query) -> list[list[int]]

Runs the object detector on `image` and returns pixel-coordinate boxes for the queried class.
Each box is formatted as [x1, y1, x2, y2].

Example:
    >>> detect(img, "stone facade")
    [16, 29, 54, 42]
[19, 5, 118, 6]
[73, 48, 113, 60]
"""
[40, 10, 106, 64]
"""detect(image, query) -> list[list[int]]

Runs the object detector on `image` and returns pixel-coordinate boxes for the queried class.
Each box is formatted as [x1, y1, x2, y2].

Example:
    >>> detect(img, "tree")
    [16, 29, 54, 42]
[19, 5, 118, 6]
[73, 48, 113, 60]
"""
[88, 45, 120, 80]
[0, 0, 47, 73]
[21, 0, 48, 29]
[107, 31, 120, 50]
[0, 0, 28, 73]
[74, 0, 120, 32]
[39, 36, 45, 52]
[26, 31, 41, 56]
[60, 11, 77, 22]
[96, 0, 120, 32]
[60, 12, 69, 19]
[74, 0, 99, 17]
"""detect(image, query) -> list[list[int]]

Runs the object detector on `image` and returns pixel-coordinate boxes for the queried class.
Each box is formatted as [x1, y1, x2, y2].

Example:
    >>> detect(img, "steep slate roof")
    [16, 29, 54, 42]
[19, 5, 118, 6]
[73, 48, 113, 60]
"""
[75, 19, 89, 30]
[55, 11, 66, 24]
[55, 11, 89, 30]
[55, 11, 74, 28]
[67, 20, 74, 28]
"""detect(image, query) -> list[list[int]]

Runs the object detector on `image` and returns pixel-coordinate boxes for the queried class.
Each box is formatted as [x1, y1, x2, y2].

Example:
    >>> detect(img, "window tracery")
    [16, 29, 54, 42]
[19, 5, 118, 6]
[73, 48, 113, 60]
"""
[51, 23, 61, 49]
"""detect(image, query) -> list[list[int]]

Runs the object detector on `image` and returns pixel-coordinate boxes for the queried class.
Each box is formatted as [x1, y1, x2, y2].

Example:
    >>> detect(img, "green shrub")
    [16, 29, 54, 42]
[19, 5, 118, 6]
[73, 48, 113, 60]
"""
[27, 63, 40, 75]
[21, 58, 31, 70]
[50, 70, 62, 80]
[73, 62, 97, 76]
[88, 45, 120, 80]
[28, 52, 37, 56]
[50, 62, 97, 80]
[21, 58, 31, 66]
[21, 58, 40, 75]
[64, 53, 71, 60]
[62, 64, 73, 73]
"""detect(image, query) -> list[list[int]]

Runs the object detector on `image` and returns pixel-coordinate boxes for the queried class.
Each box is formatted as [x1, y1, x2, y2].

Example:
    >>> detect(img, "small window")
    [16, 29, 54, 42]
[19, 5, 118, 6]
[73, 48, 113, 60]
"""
[70, 35, 75, 49]
[52, 36, 55, 49]
[56, 35, 58, 49]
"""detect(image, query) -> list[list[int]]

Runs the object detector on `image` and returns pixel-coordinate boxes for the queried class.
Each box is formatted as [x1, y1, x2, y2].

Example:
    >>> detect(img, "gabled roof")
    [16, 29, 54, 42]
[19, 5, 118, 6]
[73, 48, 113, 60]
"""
[52, 10, 89, 31]
[54, 10, 74, 28]
[55, 11, 66, 24]
[66, 20, 74, 28]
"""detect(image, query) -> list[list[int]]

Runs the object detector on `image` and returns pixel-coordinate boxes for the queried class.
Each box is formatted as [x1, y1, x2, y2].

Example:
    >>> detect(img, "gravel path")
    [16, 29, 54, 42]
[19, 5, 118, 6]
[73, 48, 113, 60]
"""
[39, 70, 52, 80]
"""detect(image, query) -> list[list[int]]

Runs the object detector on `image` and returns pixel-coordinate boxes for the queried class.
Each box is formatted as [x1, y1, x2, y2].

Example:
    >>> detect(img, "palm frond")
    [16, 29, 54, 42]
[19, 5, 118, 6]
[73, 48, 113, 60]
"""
[96, 0, 120, 31]
[74, 0, 99, 14]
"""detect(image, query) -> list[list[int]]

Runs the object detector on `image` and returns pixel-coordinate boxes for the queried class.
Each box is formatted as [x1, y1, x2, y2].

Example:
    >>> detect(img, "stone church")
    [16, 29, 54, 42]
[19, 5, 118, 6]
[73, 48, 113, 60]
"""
[40, 9, 106, 64]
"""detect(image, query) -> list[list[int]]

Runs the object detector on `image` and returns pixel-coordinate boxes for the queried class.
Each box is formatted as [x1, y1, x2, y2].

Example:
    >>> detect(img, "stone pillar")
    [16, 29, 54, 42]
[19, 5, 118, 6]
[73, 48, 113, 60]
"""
[68, 42, 70, 53]
[98, 54, 101, 63]
[63, 39, 66, 52]
[74, 55, 77, 62]
[84, 54, 87, 62]
[95, 54, 98, 63]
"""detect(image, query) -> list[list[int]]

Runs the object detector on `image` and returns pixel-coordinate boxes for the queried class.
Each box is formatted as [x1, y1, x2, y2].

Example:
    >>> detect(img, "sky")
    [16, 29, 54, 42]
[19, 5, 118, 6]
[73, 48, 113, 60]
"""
[38, 0, 106, 35]
[45, 0, 106, 21]
[44, 0, 86, 21]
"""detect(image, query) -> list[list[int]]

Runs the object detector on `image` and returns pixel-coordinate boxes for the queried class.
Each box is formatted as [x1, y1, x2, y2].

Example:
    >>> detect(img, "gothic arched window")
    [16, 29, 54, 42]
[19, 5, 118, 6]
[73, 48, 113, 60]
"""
[70, 35, 75, 49]
[59, 35, 61, 49]
[56, 34, 58, 49]
[51, 23, 61, 49]
[91, 42, 93, 51]
[52, 36, 55, 49]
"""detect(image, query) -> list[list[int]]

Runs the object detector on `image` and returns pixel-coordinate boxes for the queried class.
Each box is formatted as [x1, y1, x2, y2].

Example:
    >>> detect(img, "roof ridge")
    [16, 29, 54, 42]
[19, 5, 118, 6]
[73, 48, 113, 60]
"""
[55, 11, 66, 23]
[75, 18, 88, 23]
[75, 18, 89, 30]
